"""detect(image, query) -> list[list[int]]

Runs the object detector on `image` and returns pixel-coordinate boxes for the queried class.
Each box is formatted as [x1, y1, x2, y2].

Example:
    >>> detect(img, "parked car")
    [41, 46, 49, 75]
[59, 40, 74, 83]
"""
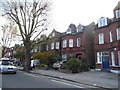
[53, 61, 66, 70]
[31, 59, 40, 68]
[0, 58, 17, 74]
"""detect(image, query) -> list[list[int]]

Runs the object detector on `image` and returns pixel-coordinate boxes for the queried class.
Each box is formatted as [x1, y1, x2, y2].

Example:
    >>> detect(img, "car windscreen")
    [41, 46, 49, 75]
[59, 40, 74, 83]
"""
[0, 61, 13, 65]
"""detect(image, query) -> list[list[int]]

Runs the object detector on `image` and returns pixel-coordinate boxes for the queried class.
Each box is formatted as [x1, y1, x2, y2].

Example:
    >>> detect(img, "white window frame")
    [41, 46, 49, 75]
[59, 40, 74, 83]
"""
[69, 39, 73, 47]
[118, 51, 120, 66]
[97, 52, 109, 64]
[77, 24, 84, 32]
[47, 44, 49, 51]
[116, 28, 120, 40]
[111, 52, 115, 66]
[98, 17, 108, 27]
[98, 33, 104, 44]
[77, 38, 81, 47]
[63, 40, 67, 48]
[62, 54, 67, 61]
[51, 43, 54, 49]
[97, 52, 102, 64]
[115, 10, 120, 18]
[52, 32, 55, 37]
[109, 31, 113, 42]
[56, 42, 59, 49]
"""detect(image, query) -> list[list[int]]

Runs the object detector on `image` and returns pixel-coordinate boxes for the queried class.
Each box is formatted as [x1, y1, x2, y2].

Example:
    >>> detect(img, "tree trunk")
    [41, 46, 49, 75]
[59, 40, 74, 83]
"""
[2, 47, 6, 57]
[23, 40, 31, 72]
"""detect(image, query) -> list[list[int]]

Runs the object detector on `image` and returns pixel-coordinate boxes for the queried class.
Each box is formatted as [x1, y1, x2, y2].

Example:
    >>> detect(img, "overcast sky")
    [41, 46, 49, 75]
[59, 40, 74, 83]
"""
[47, 0, 120, 33]
[0, 0, 120, 47]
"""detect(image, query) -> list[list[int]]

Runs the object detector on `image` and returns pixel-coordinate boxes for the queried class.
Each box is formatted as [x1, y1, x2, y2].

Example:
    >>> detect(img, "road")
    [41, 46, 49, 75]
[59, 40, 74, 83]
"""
[1, 70, 99, 89]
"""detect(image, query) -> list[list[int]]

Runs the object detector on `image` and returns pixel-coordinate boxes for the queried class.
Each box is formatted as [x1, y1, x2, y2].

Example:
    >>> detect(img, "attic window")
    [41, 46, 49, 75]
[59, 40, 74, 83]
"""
[77, 25, 84, 32]
[66, 29, 72, 34]
[52, 32, 55, 37]
[115, 10, 120, 18]
[98, 17, 108, 27]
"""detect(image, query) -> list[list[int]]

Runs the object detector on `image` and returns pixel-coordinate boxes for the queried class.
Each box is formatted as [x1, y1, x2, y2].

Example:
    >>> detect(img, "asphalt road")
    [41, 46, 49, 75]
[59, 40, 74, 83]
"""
[1, 70, 99, 89]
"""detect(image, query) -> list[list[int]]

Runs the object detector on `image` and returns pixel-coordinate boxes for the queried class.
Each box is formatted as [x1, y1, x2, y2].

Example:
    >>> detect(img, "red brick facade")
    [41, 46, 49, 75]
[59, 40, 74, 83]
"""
[61, 32, 85, 60]
[94, 2, 120, 70]
[61, 23, 95, 67]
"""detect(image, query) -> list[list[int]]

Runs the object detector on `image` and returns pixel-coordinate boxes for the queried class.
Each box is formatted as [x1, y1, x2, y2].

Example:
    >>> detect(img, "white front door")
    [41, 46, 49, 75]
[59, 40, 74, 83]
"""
[118, 51, 120, 66]
[111, 52, 115, 66]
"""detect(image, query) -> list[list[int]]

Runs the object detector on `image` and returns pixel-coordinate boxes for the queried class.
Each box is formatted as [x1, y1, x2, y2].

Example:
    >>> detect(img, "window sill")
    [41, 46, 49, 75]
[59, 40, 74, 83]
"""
[110, 65, 120, 67]
[96, 63, 102, 64]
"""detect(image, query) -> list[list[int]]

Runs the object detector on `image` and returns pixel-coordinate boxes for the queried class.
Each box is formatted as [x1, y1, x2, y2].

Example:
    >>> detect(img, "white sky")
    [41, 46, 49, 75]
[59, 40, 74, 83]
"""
[47, 0, 120, 33]
[0, 0, 120, 47]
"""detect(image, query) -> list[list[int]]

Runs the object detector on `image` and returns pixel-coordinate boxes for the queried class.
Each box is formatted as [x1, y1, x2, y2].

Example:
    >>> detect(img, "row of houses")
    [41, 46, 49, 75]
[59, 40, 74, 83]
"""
[3, 2, 120, 72]
[33, 2, 120, 72]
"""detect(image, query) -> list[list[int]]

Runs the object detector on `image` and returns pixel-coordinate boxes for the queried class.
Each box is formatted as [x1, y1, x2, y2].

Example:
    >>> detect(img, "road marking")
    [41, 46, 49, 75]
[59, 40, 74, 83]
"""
[24, 73, 39, 78]
[51, 79, 84, 88]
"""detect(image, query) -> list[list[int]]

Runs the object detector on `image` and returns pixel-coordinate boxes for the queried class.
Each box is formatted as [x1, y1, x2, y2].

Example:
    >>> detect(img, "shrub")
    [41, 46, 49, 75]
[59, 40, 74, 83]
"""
[39, 64, 48, 70]
[39, 64, 45, 67]
[32, 51, 62, 68]
[80, 62, 90, 71]
[66, 58, 81, 73]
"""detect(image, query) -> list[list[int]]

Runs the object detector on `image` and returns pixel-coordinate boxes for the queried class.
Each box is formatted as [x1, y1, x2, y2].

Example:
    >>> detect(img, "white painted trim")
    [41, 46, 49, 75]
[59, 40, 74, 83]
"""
[110, 70, 120, 74]
[110, 65, 120, 67]
[95, 68, 101, 71]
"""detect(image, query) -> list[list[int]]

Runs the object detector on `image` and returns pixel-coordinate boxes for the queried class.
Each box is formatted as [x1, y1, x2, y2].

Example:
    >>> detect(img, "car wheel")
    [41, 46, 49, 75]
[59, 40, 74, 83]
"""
[13, 72, 16, 74]
[55, 68, 58, 70]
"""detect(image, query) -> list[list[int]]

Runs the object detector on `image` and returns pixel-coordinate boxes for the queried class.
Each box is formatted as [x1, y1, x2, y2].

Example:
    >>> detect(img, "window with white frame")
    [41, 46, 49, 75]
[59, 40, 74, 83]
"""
[77, 38, 81, 47]
[116, 28, 120, 40]
[52, 32, 55, 37]
[69, 39, 73, 47]
[115, 10, 120, 18]
[98, 33, 104, 44]
[109, 31, 113, 42]
[51, 43, 54, 49]
[62, 54, 67, 61]
[97, 52, 102, 63]
[97, 52, 109, 64]
[98, 17, 108, 27]
[47, 44, 49, 51]
[111, 52, 115, 66]
[66, 28, 72, 34]
[63, 40, 67, 48]
[118, 51, 120, 66]
[56, 42, 59, 49]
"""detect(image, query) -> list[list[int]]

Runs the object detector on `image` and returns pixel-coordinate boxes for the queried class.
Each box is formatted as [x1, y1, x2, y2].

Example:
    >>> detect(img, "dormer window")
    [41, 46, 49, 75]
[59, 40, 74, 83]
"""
[66, 28, 72, 34]
[98, 17, 108, 27]
[77, 24, 84, 32]
[52, 32, 55, 37]
[115, 10, 120, 18]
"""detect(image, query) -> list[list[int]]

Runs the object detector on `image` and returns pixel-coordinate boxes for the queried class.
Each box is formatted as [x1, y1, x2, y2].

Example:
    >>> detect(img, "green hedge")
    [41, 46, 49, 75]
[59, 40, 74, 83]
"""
[66, 58, 81, 73]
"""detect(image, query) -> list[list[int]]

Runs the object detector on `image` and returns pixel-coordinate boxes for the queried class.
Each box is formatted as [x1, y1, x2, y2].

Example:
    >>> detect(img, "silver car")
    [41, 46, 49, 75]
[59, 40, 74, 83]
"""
[0, 60, 17, 74]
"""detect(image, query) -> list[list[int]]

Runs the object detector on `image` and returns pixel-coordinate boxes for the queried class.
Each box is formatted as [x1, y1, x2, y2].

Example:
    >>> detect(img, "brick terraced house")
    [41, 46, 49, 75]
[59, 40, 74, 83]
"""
[94, 2, 120, 72]
[61, 23, 95, 67]
[46, 29, 62, 55]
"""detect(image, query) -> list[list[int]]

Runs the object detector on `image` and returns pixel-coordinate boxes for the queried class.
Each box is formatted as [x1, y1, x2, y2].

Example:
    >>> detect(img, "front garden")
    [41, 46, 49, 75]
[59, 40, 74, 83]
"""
[32, 51, 90, 73]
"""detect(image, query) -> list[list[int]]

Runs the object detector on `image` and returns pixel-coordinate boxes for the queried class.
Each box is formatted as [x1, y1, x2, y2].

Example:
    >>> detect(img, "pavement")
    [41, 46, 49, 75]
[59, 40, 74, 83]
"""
[17, 66, 119, 89]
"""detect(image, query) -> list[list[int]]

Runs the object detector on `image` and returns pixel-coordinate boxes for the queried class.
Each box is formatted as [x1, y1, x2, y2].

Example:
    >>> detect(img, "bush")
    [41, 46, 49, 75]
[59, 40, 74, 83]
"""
[39, 64, 45, 67]
[39, 64, 48, 70]
[66, 58, 81, 73]
[80, 62, 90, 71]
[32, 51, 62, 68]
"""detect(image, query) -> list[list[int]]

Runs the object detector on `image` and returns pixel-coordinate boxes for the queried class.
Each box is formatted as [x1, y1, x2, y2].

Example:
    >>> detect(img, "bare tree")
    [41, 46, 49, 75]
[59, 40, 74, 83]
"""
[0, 0, 51, 71]
[0, 22, 17, 57]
